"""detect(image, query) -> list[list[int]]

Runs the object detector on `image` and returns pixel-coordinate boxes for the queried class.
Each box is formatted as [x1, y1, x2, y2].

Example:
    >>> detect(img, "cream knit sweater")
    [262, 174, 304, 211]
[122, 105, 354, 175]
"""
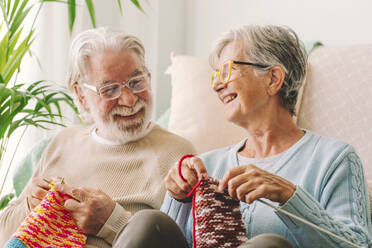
[0, 124, 196, 247]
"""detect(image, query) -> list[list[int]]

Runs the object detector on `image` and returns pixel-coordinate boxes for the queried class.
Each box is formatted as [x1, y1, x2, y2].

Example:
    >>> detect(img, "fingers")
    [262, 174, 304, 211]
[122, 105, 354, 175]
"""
[30, 186, 48, 200]
[218, 166, 248, 192]
[165, 175, 189, 200]
[27, 177, 51, 209]
[62, 187, 116, 235]
[228, 174, 262, 200]
[28, 196, 41, 209]
[180, 165, 198, 191]
[164, 157, 209, 201]
[165, 166, 194, 199]
[243, 184, 275, 204]
[54, 183, 87, 203]
[218, 164, 296, 205]
[64, 198, 81, 210]
[188, 157, 208, 180]
[35, 178, 51, 190]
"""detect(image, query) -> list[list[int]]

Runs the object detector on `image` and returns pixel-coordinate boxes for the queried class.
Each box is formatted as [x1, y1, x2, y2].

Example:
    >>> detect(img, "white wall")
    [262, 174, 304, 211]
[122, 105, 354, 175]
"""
[21, 0, 372, 121]
[185, 0, 372, 57]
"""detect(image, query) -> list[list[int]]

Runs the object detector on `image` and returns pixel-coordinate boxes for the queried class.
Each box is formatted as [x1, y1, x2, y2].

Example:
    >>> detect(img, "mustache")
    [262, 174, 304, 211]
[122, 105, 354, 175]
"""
[110, 99, 146, 117]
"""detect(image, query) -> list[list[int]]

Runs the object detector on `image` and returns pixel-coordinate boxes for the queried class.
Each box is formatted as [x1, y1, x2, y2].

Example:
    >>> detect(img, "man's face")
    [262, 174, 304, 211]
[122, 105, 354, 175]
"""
[79, 48, 153, 143]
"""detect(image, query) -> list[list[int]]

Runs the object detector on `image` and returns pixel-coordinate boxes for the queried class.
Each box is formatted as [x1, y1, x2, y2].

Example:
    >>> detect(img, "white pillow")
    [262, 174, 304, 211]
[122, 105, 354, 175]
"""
[168, 53, 249, 154]
[297, 45, 372, 181]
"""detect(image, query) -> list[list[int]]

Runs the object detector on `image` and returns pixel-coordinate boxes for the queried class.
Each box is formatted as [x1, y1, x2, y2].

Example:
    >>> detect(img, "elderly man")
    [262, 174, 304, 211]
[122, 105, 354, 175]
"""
[0, 27, 195, 247]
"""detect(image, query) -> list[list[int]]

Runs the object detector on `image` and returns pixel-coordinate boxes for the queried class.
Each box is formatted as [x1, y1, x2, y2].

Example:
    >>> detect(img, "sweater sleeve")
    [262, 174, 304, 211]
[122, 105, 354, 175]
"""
[0, 149, 48, 246]
[0, 193, 31, 246]
[161, 192, 192, 238]
[96, 203, 131, 245]
[276, 152, 372, 248]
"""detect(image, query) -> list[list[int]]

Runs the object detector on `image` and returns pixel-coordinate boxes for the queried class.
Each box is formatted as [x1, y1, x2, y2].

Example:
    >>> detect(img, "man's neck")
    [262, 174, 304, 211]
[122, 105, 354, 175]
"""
[91, 128, 125, 145]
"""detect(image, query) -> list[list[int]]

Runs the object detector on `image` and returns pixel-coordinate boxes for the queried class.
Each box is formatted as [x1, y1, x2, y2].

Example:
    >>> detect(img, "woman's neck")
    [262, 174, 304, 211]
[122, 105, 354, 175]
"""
[238, 107, 304, 158]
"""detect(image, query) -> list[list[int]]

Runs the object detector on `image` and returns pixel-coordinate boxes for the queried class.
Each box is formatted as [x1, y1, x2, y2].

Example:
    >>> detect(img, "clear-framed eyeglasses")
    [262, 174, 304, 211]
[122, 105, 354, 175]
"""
[211, 60, 267, 87]
[83, 72, 151, 100]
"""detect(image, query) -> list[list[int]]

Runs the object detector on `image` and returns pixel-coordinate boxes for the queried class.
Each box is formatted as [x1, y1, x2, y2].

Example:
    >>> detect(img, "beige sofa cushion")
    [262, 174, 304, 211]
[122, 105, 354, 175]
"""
[297, 45, 372, 217]
[297, 45, 372, 182]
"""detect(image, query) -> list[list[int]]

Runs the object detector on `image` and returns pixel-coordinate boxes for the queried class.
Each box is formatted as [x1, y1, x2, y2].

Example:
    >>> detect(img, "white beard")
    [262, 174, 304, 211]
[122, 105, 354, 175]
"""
[90, 98, 153, 144]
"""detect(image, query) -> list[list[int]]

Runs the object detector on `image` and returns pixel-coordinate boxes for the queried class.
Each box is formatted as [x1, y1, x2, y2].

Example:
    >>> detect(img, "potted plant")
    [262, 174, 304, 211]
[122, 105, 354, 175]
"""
[0, 0, 144, 209]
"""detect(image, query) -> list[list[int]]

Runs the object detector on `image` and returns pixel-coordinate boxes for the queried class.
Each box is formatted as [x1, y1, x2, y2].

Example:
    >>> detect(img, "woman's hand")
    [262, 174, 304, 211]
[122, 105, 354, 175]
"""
[218, 164, 296, 205]
[165, 156, 209, 201]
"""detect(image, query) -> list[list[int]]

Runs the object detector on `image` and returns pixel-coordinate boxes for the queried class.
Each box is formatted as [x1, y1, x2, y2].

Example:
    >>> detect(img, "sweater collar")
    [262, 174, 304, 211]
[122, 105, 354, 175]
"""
[230, 129, 314, 172]
[90, 122, 155, 146]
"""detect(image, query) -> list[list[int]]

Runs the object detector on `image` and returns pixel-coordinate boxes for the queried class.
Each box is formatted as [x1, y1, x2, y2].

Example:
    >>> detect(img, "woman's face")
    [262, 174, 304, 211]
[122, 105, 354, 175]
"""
[214, 41, 271, 127]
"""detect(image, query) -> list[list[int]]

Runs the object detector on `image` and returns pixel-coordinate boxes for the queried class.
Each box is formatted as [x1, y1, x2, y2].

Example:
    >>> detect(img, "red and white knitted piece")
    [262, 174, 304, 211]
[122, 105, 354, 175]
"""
[189, 177, 248, 248]
[178, 155, 248, 248]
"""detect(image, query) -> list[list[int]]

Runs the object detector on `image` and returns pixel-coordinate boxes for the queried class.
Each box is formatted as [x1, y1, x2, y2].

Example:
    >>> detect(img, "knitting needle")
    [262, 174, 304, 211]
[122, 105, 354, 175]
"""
[43, 177, 64, 185]
[257, 199, 365, 248]
[43, 178, 51, 184]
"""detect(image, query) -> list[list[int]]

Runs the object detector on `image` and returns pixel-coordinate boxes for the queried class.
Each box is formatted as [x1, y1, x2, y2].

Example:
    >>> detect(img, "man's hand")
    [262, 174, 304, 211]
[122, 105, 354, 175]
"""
[164, 156, 209, 201]
[26, 177, 51, 210]
[218, 164, 296, 205]
[54, 183, 116, 235]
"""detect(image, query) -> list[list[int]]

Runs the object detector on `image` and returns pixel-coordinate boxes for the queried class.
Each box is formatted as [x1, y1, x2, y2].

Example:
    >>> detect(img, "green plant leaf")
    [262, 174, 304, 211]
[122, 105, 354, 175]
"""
[130, 0, 144, 13]
[5, 0, 11, 17]
[0, 32, 10, 70]
[8, 0, 21, 22]
[26, 80, 44, 92]
[42, 0, 68, 3]
[6, 119, 23, 137]
[0, 74, 4, 84]
[117, 0, 123, 14]
[34, 98, 52, 117]
[0, 93, 27, 139]
[8, 27, 23, 56]
[85, 0, 96, 28]
[0, 193, 14, 210]
[67, 0, 76, 34]
[30, 85, 49, 95]
[2, 31, 34, 83]
[9, 1, 31, 36]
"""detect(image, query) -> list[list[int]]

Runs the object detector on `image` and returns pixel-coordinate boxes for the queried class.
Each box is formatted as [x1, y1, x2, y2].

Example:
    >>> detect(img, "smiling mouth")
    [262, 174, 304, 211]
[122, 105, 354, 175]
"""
[223, 94, 237, 104]
[113, 108, 144, 120]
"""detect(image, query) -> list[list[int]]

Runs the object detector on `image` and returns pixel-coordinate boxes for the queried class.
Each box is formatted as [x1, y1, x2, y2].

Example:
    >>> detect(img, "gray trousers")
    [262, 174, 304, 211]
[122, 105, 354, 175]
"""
[113, 210, 294, 248]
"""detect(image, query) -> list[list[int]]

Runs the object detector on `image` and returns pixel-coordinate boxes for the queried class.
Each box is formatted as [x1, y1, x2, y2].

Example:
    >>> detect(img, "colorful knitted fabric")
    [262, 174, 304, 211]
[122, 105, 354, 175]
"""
[5, 183, 87, 248]
[178, 155, 248, 248]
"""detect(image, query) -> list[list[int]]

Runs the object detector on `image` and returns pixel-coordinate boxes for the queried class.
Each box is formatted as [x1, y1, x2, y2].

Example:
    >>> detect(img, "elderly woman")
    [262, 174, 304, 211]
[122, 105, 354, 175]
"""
[113, 25, 371, 248]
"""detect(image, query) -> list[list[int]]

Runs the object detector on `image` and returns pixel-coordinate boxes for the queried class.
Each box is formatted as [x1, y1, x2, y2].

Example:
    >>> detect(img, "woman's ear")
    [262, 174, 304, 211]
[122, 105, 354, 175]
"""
[73, 83, 90, 112]
[267, 66, 285, 96]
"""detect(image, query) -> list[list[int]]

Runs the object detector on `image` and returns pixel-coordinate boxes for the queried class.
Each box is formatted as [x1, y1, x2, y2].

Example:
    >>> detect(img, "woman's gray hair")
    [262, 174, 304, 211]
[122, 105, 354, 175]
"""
[65, 27, 146, 120]
[209, 25, 307, 116]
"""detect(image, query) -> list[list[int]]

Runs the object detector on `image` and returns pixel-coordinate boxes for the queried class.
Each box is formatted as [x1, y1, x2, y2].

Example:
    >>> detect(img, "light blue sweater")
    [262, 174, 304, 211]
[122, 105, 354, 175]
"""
[161, 131, 372, 248]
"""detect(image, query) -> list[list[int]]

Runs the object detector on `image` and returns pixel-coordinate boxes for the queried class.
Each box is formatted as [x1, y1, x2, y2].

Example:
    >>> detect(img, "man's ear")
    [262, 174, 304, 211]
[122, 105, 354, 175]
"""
[73, 83, 90, 112]
[267, 66, 285, 96]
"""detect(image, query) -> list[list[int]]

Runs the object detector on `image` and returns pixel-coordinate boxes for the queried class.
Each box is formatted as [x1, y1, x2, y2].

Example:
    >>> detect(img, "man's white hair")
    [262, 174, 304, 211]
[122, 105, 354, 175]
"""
[66, 27, 147, 121]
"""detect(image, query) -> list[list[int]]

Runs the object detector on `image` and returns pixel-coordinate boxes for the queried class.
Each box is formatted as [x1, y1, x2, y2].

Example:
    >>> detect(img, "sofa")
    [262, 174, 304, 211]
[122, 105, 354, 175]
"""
[165, 44, 372, 219]
[9, 44, 372, 220]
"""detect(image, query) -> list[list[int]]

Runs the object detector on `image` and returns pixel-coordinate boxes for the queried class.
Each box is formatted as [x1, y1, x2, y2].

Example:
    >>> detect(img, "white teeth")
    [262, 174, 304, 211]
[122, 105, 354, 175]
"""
[111, 99, 146, 117]
[223, 95, 236, 104]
